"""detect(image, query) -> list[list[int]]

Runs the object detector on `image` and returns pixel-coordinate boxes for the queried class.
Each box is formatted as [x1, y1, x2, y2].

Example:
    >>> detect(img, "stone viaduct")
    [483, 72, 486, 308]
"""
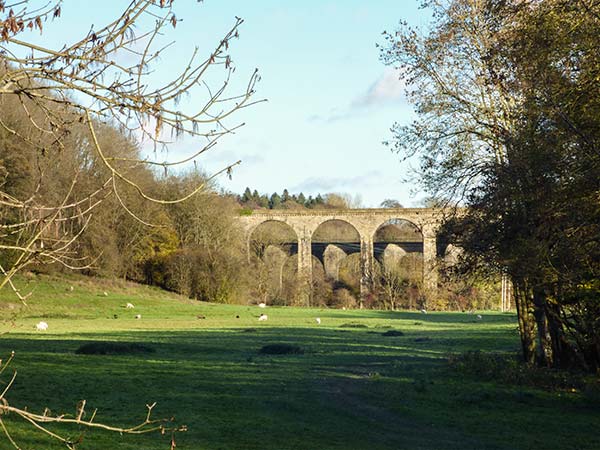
[237, 208, 443, 303]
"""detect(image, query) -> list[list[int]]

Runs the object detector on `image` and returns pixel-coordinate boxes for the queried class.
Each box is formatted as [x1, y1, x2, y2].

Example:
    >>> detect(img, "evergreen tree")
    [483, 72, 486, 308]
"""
[258, 195, 270, 208]
[269, 192, 282, 209]
[241, 187, 252, 203]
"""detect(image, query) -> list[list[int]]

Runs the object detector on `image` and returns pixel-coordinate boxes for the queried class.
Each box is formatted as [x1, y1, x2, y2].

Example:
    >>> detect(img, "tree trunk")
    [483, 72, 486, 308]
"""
[545, 300, 575, 369]
[532, 286, 554, 367]
[513, 279, 536, 364]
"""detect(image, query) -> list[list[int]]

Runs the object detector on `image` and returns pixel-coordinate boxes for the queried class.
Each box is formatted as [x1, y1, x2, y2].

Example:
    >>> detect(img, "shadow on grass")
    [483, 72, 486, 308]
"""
[1, 324, 598, 450]
[324, 309, 516, 324]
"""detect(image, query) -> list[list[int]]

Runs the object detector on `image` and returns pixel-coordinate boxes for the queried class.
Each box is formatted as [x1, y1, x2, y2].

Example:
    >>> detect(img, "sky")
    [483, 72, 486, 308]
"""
[20, 1, 433, 207]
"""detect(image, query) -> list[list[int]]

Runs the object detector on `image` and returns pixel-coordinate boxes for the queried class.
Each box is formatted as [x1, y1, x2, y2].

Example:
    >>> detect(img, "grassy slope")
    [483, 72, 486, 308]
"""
[0, 273, 598, 450]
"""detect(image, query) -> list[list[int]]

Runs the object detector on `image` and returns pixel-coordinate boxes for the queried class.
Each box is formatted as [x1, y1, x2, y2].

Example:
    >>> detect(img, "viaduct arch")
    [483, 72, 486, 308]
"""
[238, 208, 443, 305]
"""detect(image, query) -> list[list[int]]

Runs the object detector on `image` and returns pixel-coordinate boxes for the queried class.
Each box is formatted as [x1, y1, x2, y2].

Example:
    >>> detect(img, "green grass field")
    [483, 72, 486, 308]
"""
[0, 274, 598, 449]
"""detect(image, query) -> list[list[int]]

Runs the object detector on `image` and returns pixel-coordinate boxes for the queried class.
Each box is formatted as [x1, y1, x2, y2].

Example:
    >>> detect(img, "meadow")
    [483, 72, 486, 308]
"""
[0, 274, 598, 449]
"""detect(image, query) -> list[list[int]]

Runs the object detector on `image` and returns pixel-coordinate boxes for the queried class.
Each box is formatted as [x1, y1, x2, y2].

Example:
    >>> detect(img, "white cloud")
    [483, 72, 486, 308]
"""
[352, 68, 406, 107]
[307, 68, 408, 123]
[291, 171, 384, 193]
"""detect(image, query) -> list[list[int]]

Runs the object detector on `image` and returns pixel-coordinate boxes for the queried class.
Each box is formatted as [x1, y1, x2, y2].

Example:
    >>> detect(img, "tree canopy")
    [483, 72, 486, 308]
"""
[384, 0, 600, 370]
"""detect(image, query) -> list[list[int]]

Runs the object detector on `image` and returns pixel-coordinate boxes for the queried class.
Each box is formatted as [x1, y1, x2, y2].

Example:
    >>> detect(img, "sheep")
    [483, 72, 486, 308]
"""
[420, 309, 427, 314]
[315, 317, 321, 325]
[477, 314, 482, 320]
[35, 321, 48, 331]
[258, 302, 267, 308]
[69, 285, 74, 292]
[103, 291, 108, 297]
[258, 314, 268, 321]
[126, 302, 135, 309]
[135, 314, 142, 319]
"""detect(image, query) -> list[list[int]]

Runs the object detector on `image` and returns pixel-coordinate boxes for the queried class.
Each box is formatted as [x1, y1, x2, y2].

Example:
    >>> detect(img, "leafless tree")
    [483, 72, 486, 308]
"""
[0, 0, 261, 446]
[0, 0, 261, 301]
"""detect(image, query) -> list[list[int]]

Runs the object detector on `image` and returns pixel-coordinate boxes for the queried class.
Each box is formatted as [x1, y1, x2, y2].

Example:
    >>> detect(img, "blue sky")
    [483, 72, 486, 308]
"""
[25, 1, 432, 207]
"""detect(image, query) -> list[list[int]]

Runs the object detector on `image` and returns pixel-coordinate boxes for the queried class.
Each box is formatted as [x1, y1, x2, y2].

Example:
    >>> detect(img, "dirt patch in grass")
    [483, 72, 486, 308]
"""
[259, 343, 304, 355]
[382, 330, 405, 337]
[339, 323, 368, 329]
[75, 342, 155, 355]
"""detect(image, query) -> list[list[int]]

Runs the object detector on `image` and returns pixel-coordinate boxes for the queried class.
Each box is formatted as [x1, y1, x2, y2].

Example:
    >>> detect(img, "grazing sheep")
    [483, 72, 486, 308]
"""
[69, 286, 74, 292]
[35, 321, 48, 331]
[135, 314, 142, 319]
[258, 314, 268, 321]
[477, 314, 482, 320]
[420, 309, 427, 314]
[103, 291, 108, 297]
[126, 302, 135, 309]
[315, 317, 321, 325]
[258, 302, 267, 308]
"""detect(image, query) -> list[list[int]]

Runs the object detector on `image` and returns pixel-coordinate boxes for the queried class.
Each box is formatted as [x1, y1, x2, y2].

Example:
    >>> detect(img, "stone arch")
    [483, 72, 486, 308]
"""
[311, 219, 360, 264]
[373, 218, 423, 244]
[373, 218, 427, 293]
[247, 221, 300, 306]
[248, 220, 298, 258]
[312, 219, 360, 244]
[374, 218, 423, 260]
[312, 219, 361, 292]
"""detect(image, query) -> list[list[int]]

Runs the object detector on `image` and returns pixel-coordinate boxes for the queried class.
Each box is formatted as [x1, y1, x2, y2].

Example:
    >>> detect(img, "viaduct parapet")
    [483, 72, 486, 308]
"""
[237, 208, 444, 305]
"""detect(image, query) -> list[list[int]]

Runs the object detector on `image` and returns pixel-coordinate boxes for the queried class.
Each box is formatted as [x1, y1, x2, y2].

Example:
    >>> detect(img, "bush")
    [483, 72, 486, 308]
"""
[331, 288, 357, 308]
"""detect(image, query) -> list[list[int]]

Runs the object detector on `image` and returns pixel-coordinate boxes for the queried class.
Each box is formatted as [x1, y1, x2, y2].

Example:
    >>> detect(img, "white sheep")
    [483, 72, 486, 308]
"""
[135, 314, 142, 319]
[315, 317, 321, 325]
[420, 309, 427, 314]
[126, 303, 135, 309]
[477, 314, 482, 320]
[258, 302, 267, 308]
[103, 291, 108, 297]
[258, 314, 268, 321]
[35, 321, 48, 331]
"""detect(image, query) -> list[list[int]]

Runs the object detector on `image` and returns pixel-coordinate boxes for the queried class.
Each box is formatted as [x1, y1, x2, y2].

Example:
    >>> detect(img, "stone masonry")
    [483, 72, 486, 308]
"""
[237, 208, 443, 305]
